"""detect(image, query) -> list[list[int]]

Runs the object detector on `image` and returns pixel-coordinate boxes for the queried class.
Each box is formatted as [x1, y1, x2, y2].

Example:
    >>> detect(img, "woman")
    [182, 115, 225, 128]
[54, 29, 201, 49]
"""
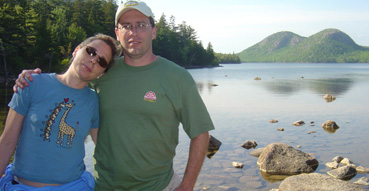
[0, 34, 121, 190]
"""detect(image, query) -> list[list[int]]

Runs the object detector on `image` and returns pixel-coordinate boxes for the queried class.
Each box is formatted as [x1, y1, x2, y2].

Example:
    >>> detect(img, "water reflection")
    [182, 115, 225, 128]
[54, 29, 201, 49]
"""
[262, 77, 353, 96]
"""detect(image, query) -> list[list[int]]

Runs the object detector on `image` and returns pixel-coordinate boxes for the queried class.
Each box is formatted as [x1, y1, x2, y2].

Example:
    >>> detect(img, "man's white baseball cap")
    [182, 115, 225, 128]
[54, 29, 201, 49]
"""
[115, 0, 154, 26]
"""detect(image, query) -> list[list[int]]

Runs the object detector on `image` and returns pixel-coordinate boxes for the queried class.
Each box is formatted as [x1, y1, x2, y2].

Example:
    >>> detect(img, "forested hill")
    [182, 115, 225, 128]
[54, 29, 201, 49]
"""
[239, 28, 369, 63]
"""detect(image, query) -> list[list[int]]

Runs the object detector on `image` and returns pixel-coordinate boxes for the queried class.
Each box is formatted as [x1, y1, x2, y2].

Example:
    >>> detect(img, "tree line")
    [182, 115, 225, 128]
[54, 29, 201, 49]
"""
[0, 0, 240, 78]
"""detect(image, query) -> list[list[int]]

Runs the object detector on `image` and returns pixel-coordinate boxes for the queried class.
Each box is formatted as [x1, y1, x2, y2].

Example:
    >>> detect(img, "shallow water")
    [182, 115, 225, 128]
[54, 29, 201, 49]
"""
[83, 63, 369, 190]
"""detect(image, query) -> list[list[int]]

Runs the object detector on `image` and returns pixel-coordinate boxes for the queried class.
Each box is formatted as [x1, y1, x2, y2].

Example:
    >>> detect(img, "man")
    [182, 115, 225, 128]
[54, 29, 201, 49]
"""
[14, 1, 215, 190]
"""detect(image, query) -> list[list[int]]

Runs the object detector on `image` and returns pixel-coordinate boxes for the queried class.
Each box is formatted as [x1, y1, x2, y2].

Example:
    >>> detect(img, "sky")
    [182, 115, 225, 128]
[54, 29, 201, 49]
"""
[119, 0, 369, 53]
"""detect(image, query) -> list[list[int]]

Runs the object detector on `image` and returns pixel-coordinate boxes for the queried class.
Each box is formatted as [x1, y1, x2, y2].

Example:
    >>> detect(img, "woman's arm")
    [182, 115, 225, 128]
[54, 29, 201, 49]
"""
[89, 128, 98, 145]
[0, 108, 24, 176]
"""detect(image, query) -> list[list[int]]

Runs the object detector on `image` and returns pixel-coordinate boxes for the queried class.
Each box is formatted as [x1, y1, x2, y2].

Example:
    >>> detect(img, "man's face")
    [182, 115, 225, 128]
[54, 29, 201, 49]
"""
[115, 9, 156, 59]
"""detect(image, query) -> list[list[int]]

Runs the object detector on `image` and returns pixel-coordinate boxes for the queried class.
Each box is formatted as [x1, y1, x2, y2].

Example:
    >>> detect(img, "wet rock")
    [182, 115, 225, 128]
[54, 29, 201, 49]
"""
[269, 119, 278, 123]
[356, 166, 369, 173]
[232, 161, 244, 169]
[321, 120, 340, 133]
[354, 177, 369, 186]
[279, 173, 366, 191]
[340, 158, 354, 166]
[241, 140, 257, 149]
[207, 135, 222, 159]
[249, 148, 264, 157]
[327, 165, 357, 180]
[325, 161, 340, 169]
[277, 128, 284, 131]
[257, 143, 318, 175]
[332, 156, 344, 163]
[324, 94, 336, 102]
[292, 120, 305, 126]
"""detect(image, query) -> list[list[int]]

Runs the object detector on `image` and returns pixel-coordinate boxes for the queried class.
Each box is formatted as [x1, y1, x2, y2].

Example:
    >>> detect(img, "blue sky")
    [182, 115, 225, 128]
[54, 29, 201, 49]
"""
[123, 0, 369, 53]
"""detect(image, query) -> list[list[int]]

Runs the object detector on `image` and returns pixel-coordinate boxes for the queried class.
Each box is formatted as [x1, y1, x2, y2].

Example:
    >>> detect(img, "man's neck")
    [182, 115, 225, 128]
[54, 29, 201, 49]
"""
[124, 53, 158, 67]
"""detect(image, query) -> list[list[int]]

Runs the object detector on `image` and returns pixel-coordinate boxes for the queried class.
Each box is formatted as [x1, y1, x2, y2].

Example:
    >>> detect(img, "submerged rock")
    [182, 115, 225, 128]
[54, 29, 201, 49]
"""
[257, 143, 318, 175]
[241, 140, 257, 149]
[279, 173, 366, 191]
[249, 148, 264, 157]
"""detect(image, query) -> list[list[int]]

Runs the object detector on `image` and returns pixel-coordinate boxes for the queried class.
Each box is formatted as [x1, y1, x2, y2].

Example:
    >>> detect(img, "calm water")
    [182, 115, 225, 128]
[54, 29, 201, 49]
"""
[2, 63, 369, 190]
[174, 63, 369, 190]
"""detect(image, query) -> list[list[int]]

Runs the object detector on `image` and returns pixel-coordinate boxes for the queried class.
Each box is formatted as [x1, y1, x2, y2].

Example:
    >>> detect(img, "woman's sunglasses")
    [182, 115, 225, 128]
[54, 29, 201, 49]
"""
[85, 46, 108, 68]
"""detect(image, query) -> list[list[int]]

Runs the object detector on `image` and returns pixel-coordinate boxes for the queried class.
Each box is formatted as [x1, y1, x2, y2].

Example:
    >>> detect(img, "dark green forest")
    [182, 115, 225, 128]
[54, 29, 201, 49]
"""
[1, 0, 240, 78]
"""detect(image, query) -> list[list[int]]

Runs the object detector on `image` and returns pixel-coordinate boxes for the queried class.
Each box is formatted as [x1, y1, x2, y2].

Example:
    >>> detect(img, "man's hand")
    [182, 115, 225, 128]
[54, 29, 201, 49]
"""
[13, 68, 42, 93]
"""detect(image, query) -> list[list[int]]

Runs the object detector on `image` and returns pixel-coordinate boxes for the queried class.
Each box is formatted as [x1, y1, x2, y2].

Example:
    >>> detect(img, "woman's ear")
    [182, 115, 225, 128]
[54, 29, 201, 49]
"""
[72, 46, 80, 57]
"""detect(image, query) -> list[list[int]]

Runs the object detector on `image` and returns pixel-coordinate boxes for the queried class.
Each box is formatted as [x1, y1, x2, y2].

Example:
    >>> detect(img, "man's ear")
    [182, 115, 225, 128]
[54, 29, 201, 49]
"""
[72, 46, 80, 57]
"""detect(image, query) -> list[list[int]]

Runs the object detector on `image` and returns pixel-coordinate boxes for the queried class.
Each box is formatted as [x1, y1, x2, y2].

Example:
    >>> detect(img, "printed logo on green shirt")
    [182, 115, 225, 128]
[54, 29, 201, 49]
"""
[144, 91, 157, 103]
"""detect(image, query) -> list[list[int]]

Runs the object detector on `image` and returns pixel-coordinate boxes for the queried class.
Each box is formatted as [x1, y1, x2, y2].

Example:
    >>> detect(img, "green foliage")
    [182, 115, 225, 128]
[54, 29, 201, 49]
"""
[239, 28, 369, 63]
[0, 1, 221, 77]
[0, 0, 119, 76]
[215, 52, 241, 64]
[153, 14, 219, 68]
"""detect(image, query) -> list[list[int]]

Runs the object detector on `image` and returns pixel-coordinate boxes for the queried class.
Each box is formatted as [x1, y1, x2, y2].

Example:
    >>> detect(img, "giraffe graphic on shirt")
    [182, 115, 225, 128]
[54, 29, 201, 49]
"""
[56, 101, 78, 147]
[41, 98, 78, 147]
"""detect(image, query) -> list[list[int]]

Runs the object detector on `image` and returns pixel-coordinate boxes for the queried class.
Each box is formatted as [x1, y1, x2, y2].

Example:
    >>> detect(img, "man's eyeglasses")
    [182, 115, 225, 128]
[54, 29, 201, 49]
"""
[85, 46, 108, 68]
[117, 23, 152, 33]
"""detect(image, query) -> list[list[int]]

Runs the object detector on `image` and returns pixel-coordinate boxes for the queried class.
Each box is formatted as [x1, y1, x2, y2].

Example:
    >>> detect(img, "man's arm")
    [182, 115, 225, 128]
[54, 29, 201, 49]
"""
[175, 131, 209, 191]
[13, 68, 42, 92]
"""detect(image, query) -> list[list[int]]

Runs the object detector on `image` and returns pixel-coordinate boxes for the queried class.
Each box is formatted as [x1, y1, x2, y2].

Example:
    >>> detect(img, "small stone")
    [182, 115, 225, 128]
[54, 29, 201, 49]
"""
[327, 166, 357, 180]
[277, 128, 284, 131]
[340, 158, 354, 166]
[356, 166, 369, 173]
[232, 161, 244, 169]
[292, 120, 305, 126]
[332, 156, 344, 163]
[325, 161, 340, 169]
[324, 94, 336, 102]
[321, 120, 339, 133]
[269, 119, 278, 123]
[241, 140, 257, 149]
[354, 177, 369, 186]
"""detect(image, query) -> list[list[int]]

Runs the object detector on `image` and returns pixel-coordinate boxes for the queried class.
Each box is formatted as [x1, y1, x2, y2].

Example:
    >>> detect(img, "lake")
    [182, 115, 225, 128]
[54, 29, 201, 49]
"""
[2, 63, 369, 190]
[176, 63, 369, 190]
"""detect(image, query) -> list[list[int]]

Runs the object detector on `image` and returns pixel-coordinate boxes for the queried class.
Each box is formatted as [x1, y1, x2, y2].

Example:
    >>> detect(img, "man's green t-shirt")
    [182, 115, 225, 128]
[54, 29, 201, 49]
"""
[91, 56, 214, 190]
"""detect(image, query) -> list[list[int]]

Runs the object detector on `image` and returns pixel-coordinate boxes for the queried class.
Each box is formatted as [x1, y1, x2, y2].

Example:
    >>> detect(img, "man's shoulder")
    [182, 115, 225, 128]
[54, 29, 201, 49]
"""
[157, 56, 186, 71]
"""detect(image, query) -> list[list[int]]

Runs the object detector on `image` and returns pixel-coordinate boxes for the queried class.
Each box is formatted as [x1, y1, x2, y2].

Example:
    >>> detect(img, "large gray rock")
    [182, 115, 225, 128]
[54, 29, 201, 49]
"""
[279, 173, 366, 191]
[257, 143, 318, 175]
